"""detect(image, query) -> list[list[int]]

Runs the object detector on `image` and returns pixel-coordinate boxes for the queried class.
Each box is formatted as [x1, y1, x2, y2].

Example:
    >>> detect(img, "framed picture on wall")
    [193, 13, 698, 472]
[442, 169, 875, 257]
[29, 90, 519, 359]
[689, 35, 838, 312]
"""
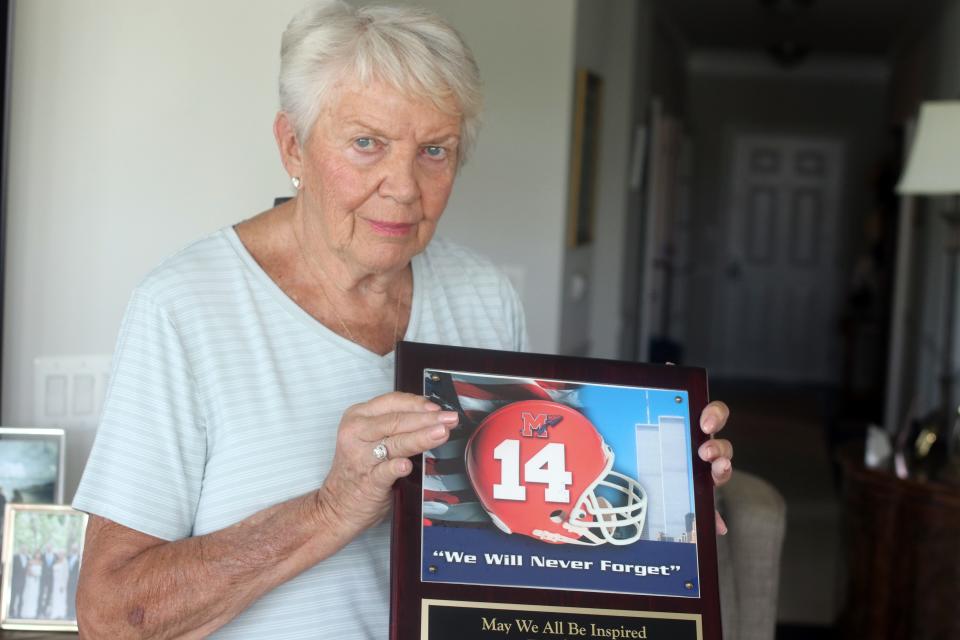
[567, 69, 604, 247]
[0, 428, 66, 531]
[0, 504, 87, 632]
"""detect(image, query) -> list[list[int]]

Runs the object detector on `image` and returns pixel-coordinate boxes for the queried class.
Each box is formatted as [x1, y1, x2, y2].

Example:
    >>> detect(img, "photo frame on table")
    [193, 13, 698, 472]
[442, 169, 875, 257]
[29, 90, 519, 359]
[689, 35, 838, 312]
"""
[0, 428, 67, 582]
[393, 342, 721, 640]
[0, 504, 87, 632]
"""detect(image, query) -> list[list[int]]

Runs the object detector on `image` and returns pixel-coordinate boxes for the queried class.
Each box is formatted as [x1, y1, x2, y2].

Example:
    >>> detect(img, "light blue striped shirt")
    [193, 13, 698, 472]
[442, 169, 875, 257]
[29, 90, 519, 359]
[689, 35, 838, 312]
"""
[74, 226, 528, 638]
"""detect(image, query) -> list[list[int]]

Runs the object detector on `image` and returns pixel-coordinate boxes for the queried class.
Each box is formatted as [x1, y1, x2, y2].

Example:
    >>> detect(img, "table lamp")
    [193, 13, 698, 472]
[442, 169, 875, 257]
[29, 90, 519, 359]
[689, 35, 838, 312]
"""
[897, 100, 960, 472]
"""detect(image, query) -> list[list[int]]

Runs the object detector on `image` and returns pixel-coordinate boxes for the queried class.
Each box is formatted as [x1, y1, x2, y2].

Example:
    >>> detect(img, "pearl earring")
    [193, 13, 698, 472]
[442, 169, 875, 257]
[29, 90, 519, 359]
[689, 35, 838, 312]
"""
[291, 176, 301, 189]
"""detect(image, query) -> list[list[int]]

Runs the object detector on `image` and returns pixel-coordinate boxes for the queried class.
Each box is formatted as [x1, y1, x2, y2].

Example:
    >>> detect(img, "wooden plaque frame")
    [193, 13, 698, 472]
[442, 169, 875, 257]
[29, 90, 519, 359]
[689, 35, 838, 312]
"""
[392, 342, 721, 640]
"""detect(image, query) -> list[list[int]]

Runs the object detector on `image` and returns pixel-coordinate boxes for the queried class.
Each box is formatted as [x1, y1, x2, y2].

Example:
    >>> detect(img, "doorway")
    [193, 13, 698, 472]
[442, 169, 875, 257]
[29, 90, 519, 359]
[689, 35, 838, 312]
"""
[716, 134, 846, 383]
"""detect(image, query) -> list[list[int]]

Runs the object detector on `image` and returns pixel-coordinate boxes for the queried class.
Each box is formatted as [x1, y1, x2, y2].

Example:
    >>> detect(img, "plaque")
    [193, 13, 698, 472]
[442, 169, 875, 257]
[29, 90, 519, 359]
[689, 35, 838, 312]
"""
[393, 342, 721, 640]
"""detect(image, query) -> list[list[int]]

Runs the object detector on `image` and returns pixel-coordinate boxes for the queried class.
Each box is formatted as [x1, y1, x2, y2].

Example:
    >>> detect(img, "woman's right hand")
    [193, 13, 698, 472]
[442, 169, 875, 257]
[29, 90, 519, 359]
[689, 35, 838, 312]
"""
[76, 399, 456, 639]
[316, 392, 459, 534]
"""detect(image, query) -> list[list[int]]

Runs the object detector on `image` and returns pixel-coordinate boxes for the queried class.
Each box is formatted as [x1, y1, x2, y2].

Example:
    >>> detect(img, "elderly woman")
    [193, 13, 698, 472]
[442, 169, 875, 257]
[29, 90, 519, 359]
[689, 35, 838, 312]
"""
[73, 1, 733, 638]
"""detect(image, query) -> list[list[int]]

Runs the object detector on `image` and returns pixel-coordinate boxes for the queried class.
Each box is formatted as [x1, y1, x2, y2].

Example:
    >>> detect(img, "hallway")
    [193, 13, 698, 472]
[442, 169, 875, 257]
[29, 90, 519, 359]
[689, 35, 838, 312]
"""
[713, 381, 845, 633]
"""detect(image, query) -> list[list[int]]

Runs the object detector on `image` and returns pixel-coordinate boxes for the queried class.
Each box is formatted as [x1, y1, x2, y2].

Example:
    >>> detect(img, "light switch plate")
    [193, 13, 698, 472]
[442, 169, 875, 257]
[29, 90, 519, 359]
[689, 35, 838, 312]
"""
[33, 355, 112, 429]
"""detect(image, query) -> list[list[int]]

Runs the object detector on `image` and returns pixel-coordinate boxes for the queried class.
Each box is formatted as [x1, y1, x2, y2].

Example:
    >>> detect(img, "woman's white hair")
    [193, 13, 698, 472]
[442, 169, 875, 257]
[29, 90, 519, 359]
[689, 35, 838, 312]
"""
[280, 0, 482, 164]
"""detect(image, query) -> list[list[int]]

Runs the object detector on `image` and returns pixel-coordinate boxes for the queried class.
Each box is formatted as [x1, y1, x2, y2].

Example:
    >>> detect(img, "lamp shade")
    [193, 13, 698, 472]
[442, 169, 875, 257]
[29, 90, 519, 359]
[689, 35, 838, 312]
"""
[897, 100, 960, 195]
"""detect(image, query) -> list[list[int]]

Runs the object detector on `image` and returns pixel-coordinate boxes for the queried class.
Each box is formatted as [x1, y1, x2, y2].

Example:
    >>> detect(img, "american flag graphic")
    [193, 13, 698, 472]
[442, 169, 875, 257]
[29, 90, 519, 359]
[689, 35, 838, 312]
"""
[422, 370, 582, 527]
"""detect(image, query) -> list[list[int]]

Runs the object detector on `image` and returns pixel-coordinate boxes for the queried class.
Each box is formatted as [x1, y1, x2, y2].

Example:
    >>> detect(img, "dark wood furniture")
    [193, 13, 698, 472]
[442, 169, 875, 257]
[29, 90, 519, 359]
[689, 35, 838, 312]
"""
[840, 454, 960, 639]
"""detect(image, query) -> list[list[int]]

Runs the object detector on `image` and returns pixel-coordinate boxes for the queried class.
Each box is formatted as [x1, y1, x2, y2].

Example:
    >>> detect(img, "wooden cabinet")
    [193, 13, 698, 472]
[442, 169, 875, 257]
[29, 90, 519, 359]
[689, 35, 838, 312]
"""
[840, 456, 960, 639]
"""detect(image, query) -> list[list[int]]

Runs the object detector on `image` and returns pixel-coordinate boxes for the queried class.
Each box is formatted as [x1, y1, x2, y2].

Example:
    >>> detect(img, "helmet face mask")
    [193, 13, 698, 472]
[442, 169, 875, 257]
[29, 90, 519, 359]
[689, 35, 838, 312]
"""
[465, 400, 647, 546]
[552, 453, 648, 545]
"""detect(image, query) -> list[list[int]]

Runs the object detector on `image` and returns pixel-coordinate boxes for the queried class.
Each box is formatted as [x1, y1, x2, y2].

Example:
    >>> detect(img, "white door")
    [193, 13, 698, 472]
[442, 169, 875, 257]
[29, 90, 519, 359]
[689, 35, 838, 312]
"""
[718, 135, 845, 383]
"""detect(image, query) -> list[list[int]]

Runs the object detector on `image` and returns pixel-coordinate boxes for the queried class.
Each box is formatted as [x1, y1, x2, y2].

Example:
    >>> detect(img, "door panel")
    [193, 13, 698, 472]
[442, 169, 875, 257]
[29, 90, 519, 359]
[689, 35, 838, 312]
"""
[718, 135, 845, 383]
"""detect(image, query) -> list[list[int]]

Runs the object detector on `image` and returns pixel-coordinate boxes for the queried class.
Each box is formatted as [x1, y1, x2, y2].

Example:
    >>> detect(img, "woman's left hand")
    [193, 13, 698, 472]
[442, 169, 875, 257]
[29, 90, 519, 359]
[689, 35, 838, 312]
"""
[697, 400, 733, 534]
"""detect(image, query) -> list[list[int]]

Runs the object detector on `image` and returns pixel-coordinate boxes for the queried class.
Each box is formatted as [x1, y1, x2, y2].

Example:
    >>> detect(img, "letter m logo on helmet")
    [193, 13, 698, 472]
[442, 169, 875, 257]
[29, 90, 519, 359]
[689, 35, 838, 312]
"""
[520, 412, 563, 438]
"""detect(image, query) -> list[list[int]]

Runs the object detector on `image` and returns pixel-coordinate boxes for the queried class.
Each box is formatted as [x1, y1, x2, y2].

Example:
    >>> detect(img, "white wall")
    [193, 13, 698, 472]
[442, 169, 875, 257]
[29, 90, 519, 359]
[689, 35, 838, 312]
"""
[559, 0, 638, 358]
[3, 0, 577, 499]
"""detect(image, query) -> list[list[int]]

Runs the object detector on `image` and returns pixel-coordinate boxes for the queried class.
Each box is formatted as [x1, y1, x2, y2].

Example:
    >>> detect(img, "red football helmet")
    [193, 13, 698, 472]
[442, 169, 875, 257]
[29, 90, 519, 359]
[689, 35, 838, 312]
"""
[465, 399, 647, 545]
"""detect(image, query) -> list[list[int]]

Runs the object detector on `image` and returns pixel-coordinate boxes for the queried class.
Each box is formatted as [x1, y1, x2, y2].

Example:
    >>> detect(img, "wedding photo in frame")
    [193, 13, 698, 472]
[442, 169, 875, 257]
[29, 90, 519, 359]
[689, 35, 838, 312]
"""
[0, 504, 87, 632]
[392, 342, 721, 640]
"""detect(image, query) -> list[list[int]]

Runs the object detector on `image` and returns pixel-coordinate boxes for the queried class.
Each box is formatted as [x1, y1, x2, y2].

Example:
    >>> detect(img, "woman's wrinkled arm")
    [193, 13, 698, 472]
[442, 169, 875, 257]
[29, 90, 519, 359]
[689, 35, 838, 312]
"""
[77, 489, 345, 639]
[77, 391, 454, 639]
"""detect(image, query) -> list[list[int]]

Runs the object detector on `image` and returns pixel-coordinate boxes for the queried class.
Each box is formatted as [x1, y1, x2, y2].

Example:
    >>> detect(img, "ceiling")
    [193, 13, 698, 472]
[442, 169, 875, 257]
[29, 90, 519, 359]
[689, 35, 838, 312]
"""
[655, 0, 943, 58]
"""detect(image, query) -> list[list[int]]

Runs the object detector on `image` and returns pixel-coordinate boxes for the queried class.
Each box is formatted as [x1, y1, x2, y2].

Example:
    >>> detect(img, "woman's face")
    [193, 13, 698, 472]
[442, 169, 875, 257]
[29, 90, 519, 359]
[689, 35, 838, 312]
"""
[296, 81, 461, 276]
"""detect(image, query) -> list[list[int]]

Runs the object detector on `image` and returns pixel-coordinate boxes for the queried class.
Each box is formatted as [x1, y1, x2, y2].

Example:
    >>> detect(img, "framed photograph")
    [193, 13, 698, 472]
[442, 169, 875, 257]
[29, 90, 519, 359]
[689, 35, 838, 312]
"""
[567, 68, 604, 247]
[0, 428, 66, 523]
[0, 428, 67, 595]
[0, 504, 87, 631]
[392, 342, 721, 640]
